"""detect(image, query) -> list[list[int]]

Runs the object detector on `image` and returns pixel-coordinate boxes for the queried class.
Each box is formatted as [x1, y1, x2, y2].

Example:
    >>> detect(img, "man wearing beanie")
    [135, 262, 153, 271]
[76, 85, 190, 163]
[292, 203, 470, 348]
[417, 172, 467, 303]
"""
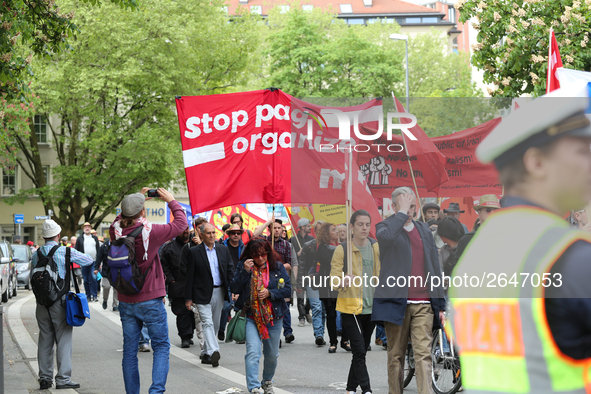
[109, 187, 186, 394]
[33, 219, 94, 390]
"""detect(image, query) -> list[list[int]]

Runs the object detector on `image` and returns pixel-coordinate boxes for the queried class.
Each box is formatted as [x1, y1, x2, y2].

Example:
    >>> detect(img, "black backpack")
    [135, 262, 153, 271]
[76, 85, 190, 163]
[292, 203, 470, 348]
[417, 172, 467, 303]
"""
[31, 245, 68, 306]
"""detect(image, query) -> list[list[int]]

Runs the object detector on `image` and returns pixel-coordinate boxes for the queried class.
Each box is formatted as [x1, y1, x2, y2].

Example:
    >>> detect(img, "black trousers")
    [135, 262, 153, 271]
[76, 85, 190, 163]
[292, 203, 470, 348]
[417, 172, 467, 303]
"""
[341, 313, 375, 393]
[171, 297, 195, 340]
[297, 291, 311, 319]
[322, 298, 340, 346]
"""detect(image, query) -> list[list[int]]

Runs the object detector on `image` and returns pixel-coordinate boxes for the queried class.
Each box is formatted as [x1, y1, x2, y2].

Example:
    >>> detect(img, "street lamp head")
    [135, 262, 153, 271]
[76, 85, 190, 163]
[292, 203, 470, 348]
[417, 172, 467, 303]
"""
[389, 33, 408, 41]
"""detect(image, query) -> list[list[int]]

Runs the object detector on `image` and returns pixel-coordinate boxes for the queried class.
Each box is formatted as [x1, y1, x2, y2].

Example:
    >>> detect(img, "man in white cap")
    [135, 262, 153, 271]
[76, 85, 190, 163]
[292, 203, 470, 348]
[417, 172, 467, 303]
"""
[33, 219, 94, 390]
[449, 91, 591, 393]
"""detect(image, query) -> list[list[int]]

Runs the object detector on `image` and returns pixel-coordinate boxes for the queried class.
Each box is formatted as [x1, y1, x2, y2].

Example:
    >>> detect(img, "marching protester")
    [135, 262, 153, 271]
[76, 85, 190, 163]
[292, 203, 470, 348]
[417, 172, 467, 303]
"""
[109, 187, 186, 394]
[161, 225, 196, 348]
[290, 218, 314, 328]
[70, 236, 77, 248]
[373, 187, 446, 394]
[183, 223, 234, 367]
[436, 217, 465, 278]
[231, 213, 254, 245]
[33, 219, 95, 390]
[443, 203, 468, 233]
[330, 210, 380, 394]
[450, 93, 591, 393]
[299, 231, 326, 346]
[421, 202, 440, 222]
[254, 218, 295, 344]
[313, 222, 342, 353]
[337, 224, 347, 244]
[220, 224, 246, 341]
[75, 222, 100, 302]
[230, 237, 292, 394]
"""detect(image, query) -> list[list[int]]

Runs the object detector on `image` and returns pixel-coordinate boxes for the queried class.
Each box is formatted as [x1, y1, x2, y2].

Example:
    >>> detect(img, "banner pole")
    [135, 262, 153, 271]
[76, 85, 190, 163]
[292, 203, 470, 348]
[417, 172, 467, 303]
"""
[347, 147, 353, 276]
[271, 205, 275, 246]
[392, 92, 422, 217]
[285, 208, 301, 248]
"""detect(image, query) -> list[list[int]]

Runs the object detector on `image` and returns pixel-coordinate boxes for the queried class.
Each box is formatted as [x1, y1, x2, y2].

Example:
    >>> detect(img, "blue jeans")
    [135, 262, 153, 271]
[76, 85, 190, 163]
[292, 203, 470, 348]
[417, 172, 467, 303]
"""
[119, 298, 170, 394]
[375, 322, 387, 345]
[336, 311, 342, 332]
[219, 300, 233, 334]
[282, 308, 292, 337]
[245, 317, 282, 392]
[81, 265, 97, 298]
[307, 287, 325, 338]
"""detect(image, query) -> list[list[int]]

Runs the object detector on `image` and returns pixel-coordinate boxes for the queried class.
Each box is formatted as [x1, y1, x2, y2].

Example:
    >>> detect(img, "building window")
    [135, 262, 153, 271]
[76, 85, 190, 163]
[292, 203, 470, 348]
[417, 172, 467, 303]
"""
[34, 115, 47, 143]
[221, 6, 229, 13]
[2, 166, 17, 196]
[423, 17, 438, 23]
[279, 5, 290, 13]
[339, 4, 353, 13]
[347, 18, 365, 24]
[250, 5, 262, 14]
[448, 7, 456, 23]
[43, 166, 50, 185]
[406, 17, 421, 23]
[302, 4, 313, 11]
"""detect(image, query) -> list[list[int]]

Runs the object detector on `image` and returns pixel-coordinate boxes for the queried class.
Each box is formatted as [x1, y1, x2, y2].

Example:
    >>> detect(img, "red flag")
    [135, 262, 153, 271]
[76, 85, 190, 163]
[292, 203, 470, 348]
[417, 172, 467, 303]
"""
[351, 164, 382, 238]
[547, 29, 563, 93]
[393, 97, 449, 193]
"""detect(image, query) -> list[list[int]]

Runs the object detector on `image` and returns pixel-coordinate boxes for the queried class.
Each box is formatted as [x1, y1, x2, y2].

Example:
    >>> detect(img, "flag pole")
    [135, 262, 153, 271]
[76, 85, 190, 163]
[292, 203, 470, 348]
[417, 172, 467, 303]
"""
[285, 207, 301, 248]
[547, 28, 552, 94]
[392, 92, 422, 217]
[271, 204, 275, 246]
[347, 145, 353, 276]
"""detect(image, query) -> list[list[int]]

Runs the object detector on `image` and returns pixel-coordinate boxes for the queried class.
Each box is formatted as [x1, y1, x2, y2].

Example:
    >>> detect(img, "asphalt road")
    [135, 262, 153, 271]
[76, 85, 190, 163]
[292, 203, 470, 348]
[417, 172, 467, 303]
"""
[5, 289, 420, 394]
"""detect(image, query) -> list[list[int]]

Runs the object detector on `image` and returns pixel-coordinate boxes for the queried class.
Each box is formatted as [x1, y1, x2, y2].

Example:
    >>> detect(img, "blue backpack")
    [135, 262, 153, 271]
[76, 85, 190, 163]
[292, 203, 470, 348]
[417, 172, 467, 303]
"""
[104, 225, 153, 296]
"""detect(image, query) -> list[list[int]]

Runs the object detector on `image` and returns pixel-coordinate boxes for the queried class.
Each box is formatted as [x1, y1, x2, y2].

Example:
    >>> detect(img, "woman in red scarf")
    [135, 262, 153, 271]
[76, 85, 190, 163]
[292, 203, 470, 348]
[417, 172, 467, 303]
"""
[231, 238, 292, 394]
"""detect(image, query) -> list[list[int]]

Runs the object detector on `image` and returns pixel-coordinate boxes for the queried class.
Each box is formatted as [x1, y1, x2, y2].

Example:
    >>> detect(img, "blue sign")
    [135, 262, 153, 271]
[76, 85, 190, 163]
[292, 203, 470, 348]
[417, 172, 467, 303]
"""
[14, 214, 24, 224]
[35, 216, 50, 220]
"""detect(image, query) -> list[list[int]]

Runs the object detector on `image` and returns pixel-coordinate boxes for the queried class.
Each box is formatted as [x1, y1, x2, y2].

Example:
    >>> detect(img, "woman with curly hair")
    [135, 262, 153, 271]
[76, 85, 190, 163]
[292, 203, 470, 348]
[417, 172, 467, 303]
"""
[231, 237, 292, 394]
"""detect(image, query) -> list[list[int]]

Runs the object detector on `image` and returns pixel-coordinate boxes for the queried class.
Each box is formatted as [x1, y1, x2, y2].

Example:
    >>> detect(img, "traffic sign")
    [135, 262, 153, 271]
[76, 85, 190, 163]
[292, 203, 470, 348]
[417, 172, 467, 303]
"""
[14, 214, 24, 224]
[35, 216, 50, 220]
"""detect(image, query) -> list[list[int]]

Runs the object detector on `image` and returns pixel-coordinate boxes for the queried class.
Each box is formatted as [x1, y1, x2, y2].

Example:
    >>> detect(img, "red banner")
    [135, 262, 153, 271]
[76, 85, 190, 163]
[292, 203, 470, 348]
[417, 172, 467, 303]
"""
[357, 117, 503, 198]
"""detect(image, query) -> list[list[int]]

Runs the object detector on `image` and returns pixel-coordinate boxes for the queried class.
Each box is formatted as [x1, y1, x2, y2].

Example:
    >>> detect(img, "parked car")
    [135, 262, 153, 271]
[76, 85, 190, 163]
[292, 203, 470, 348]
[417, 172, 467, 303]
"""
[0, 242, 17, 299]
[0, 245, 11, 302]
[11, 244, 32, 290]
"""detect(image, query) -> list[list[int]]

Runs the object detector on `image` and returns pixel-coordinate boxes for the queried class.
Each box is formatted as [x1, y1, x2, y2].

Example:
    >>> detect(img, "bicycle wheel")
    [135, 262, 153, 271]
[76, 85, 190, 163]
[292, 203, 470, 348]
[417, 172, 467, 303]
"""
[431, 329, 462, 394]
[403, 342, 415, 388]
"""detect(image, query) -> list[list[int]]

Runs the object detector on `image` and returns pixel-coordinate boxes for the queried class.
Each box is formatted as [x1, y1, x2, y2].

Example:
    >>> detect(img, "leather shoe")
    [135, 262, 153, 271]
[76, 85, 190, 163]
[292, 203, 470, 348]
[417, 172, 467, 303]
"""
[201, 354, 211, 364]
[341, 340, 352, 352]
[210, 350, 220, 367]
[181, 338, 191, 348]
[285, 334, 295, 343]
[39, 380, 52, 390]
[315, 336, 326, 346]
[56, 381, 80, 389]
[189, 339, 194, 345]
[218, 331, 225, 341]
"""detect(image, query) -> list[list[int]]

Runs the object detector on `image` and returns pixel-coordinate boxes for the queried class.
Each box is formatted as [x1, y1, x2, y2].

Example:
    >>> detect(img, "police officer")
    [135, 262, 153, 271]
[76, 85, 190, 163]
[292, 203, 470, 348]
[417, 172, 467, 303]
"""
[450, 88, 591, 393]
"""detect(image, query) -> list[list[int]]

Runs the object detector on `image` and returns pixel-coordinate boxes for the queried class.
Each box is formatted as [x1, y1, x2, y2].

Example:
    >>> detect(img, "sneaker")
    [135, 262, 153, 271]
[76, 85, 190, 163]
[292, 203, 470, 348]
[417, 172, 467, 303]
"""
[298, 319, 305, 327]
[102, 300, 107, 310]
[285, 334, 295, 343]
[113, 306, 119, 312]
[210, 350, 220, 367]
[139, 344, 150, 352]
[262, 380, 275, 394]
[56, 381, 80, 389]
[382, 344, 388, 351]
[94, 298, 99, 302]
[315, 336, 326, 346]
[39, 380, 52, 389]
[250, 388, 264, 394]
[305, 314, 312, 324]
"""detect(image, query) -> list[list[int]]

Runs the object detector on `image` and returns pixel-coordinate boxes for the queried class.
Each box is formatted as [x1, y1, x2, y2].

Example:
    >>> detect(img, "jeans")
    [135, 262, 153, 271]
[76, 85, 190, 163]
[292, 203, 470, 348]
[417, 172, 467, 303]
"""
[219, 300, 233, 334]
[119, 298, 170, 394]
[282, 308, 293, 336]
[81, 265, 97, 298]
[341, 313, 375, 393]
[307, 286, 325, 337]
[245, 317, 283, 392]
[376, 322, 387, 345]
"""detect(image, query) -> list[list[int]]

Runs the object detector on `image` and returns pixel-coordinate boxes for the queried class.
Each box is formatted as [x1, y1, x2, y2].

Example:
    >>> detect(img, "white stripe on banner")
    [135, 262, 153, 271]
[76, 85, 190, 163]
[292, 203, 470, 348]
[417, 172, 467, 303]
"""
[183, 142, 226, 168]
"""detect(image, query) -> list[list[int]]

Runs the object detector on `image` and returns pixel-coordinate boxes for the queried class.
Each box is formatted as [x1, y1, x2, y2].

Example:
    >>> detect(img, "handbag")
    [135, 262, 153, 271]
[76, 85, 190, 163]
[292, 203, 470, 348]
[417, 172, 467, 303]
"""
[225, 304, 248, 343]
[64, 248, 90, 327]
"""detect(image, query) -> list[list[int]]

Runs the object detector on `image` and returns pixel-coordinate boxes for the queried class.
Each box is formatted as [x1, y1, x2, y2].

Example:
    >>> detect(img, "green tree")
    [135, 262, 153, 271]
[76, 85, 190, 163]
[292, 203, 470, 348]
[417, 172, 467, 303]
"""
[0, 0, 138, 101]
[456, 0, 591, 97]
[1, 0, 260, 235]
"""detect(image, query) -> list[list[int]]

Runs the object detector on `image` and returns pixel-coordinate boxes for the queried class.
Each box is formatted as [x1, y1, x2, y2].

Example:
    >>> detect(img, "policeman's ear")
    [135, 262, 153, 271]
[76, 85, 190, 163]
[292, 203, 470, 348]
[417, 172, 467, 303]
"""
[522, 145, 554, 181]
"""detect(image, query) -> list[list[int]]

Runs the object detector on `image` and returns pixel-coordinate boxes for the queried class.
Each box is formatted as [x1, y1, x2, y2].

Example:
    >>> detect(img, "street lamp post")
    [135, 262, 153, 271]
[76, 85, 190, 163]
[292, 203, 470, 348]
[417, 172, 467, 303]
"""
[389, 33, 409, 112]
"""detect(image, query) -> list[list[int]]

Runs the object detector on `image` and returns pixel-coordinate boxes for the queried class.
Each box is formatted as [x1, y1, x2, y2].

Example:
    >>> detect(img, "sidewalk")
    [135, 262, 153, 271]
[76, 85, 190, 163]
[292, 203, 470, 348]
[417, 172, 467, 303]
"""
[3, 319, 33, 394]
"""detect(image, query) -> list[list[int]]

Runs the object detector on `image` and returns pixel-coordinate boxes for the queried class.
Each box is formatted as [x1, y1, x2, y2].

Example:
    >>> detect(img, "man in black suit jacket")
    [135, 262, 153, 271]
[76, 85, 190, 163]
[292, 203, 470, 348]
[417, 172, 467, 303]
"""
[183, 223, 234, 368]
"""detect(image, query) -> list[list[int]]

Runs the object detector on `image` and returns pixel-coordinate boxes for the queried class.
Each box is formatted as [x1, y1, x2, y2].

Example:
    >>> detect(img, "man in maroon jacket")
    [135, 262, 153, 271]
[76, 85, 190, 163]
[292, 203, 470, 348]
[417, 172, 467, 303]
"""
[109, 187, 186, 394]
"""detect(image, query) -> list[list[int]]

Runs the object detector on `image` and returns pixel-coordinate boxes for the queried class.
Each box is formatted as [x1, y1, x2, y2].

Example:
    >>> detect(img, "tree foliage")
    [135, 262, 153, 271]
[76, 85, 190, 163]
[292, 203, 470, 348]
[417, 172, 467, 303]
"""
[457, 0, 591, 97]
[1, 0, 260, 235]
[0, 0, 139, 101]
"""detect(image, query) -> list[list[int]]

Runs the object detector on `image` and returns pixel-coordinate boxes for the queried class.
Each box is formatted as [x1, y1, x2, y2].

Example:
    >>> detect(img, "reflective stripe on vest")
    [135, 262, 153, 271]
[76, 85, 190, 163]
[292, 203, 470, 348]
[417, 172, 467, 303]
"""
[450, 206, 591, 394]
